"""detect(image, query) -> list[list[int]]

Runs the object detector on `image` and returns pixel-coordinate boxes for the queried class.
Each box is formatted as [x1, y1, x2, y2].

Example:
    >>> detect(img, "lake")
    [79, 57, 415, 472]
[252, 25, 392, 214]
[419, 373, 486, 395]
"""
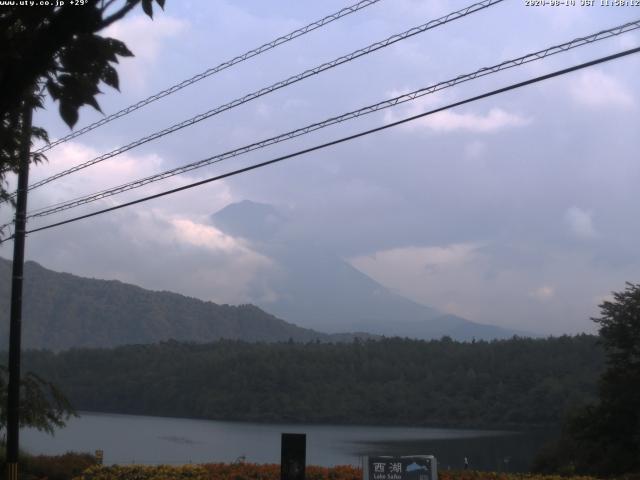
[21, 412, 554, 472]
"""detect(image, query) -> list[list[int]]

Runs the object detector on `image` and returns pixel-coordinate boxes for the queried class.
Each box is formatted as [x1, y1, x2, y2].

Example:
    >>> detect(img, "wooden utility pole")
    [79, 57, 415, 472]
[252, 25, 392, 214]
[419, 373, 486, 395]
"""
[6, 100, 32, 480]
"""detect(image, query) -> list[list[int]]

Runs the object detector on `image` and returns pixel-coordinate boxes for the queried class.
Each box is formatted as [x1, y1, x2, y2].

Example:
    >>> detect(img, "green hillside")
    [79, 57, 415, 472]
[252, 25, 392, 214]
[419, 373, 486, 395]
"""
[0, 258, 351, 350]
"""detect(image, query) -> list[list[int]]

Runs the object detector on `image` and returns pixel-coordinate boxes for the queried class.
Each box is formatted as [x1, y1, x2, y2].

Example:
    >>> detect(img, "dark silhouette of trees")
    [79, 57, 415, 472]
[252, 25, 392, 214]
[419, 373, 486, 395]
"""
[533, 283, 640, 476]
[19, 335, 603, 429]
[0, 0, 165, 205]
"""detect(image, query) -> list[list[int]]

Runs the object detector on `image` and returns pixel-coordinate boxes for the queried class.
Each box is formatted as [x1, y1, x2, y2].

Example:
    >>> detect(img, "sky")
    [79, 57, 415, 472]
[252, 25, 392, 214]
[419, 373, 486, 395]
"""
[1, 0, 639, 336]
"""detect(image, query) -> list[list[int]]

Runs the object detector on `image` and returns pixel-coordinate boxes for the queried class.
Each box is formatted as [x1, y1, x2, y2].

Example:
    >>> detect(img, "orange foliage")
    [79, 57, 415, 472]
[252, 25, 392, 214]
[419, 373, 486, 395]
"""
[71, 462, 608, 480]
[201, 463, 361, 480]
[200, 465, 603, 480]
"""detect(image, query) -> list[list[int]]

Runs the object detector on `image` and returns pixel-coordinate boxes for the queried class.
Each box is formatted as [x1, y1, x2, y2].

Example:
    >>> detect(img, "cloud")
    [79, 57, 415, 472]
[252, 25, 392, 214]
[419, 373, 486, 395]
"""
[529, 285, 555, 301]
[531, 4, 587, 31]
[1, 140, 278, 305]
[170, 218, 260, 257]
[102, 15, 188, 90]
[569, 70, 634, 110]
[27, 142, 163, 204]
[255, 102, 271, 120]
[384, 92, 531, 134]
[351, 242, 479, 279]
[565, 206, 597, 239]
[23, 140, 234, 220]
[348, 241, 629, 334]
[351, 242, 490, 324]
[617, 32, 640, 50]
[350, 242, 480, 295]
[465, 141, 487, 159]
[592, 293, 614, 309]
[6, 199, 273, 306]
[160, 216, 275, 302]
[416, 108, 531, 133]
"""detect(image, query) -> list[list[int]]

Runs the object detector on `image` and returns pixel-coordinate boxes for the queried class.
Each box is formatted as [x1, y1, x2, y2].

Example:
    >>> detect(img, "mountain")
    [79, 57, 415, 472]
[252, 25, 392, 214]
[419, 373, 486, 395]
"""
[210, 200, 525, 340]
[0, 257, 370, 351]
[0, 201, 525, 351]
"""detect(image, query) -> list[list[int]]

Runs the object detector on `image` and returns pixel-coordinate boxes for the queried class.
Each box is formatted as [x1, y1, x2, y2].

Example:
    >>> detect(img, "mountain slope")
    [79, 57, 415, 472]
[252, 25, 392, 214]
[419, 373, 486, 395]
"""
[0, 258, 355, 351]
[211, 200, 524, 340]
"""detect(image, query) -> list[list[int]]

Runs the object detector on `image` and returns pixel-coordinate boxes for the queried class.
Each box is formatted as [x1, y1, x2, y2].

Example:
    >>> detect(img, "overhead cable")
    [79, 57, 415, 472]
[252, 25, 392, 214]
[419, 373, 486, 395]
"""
[34, 0, 384, 154]
[4, 45, 636, 242]
[15, 0, 503, 197]
[24, 19, 640, 220]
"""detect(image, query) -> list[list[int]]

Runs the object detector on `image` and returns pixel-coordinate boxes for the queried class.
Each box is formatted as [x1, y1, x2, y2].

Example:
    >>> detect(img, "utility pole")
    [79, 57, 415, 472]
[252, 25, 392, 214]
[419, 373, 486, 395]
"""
[6, 100, 32, 480]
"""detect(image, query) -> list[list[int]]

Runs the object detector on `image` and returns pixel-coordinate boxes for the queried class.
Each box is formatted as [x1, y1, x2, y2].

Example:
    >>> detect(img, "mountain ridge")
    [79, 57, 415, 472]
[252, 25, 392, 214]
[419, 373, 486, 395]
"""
[210, 200, 526, 340]
[0, 257, 373, 351]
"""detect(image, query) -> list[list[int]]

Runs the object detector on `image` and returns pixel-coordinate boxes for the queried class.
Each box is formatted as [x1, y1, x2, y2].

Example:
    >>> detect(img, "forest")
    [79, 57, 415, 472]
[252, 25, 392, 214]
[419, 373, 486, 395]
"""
[17, 335, 602, 429]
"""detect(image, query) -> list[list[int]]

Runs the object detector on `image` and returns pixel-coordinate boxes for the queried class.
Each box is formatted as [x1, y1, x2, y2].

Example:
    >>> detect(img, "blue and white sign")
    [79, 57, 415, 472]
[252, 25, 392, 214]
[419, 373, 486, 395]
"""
[366, 456, 437, 480]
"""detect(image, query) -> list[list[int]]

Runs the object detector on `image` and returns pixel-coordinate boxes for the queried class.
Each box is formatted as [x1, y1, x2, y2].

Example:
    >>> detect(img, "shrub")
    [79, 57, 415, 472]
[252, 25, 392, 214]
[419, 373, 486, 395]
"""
[26, 452, 97, 479]
[72, 464, 209, 480]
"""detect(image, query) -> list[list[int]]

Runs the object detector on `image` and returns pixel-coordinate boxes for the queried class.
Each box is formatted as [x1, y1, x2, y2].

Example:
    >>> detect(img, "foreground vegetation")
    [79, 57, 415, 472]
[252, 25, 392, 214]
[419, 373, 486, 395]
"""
[69, 463, 621, 480]
[2, 453, 635, 480]
[19, 335, 602, 428]
[0, 451, 97, 480]
[32, 461, 605, 480]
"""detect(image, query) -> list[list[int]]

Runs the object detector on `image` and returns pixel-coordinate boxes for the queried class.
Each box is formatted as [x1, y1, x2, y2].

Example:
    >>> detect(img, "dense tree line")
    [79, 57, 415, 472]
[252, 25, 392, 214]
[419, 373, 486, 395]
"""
[15, 335, 602, 429]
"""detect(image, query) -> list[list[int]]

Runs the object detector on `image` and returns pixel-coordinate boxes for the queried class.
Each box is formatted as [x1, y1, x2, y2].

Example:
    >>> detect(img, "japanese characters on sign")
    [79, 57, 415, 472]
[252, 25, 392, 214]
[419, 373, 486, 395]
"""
[367, 456, 436, 480]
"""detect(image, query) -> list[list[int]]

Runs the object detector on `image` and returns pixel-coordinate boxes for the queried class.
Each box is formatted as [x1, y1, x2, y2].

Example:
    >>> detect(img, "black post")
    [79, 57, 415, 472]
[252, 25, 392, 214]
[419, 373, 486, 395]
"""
[6, 102, 32, 480]
[281, 433, 306, 480]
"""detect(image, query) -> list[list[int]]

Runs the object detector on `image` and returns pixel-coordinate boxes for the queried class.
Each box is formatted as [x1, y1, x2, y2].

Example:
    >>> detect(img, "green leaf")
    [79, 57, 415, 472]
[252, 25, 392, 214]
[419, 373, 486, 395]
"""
[86, 95, 103, 113]
[46, 80, 61, 101]
[106, 38, 133, 58]
[101, 64, 119, 90]
[31, 126, 50, 144]
[141, 0, 153, 18]
[59, 101, 79, 128]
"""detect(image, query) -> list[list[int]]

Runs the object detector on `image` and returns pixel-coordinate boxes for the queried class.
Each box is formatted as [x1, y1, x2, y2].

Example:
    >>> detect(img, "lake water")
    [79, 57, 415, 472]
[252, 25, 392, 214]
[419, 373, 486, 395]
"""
[21, 412, 554, 472]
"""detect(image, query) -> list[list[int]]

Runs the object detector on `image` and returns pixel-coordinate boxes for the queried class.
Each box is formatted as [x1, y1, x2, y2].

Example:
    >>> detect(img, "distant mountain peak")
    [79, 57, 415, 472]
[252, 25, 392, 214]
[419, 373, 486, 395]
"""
[210, 200, 287, 241]
[205, 201, 527, 341]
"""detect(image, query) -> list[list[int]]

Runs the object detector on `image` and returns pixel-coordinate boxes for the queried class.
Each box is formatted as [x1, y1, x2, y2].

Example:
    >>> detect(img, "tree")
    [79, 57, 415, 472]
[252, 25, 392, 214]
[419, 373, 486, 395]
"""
[0, 366, 76, 436]
[0, 0, 167, 439]
[0, 0, 166, 209]
[583, 282, 640, 474]
[533, 282, 640, 476]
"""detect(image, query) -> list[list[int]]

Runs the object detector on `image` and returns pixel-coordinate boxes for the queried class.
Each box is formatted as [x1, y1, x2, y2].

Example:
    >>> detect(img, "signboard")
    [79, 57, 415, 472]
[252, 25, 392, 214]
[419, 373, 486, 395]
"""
[366, 456, 437, 480]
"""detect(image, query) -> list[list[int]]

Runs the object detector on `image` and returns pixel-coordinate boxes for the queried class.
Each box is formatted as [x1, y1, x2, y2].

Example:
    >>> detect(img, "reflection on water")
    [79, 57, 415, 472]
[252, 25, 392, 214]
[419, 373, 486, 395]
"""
[21, 412, 554, 471]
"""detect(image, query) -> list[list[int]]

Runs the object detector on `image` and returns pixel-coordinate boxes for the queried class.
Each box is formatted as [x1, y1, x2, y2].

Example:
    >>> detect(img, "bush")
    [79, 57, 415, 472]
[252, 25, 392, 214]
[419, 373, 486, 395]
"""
[0, 450, 98, 480]
[439, 472, 599, 480]
[200, 464, 360, 480]
[71, 464, 361, 480]
[72, 464, 209, 480]
[23, 452, 98, 480]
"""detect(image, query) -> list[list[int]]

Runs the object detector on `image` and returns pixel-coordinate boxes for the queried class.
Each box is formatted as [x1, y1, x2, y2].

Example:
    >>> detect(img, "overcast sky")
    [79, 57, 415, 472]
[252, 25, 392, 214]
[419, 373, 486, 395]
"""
[1, 0, 639, 335]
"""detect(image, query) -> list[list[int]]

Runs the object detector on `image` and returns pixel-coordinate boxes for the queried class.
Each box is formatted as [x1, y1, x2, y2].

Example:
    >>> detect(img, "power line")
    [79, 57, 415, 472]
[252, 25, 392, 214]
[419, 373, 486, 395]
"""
[23, 19, 640, 220]
[6, 45, 637, 242]
[34, 0, 384, 155]
[14, 0, 503, 198]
